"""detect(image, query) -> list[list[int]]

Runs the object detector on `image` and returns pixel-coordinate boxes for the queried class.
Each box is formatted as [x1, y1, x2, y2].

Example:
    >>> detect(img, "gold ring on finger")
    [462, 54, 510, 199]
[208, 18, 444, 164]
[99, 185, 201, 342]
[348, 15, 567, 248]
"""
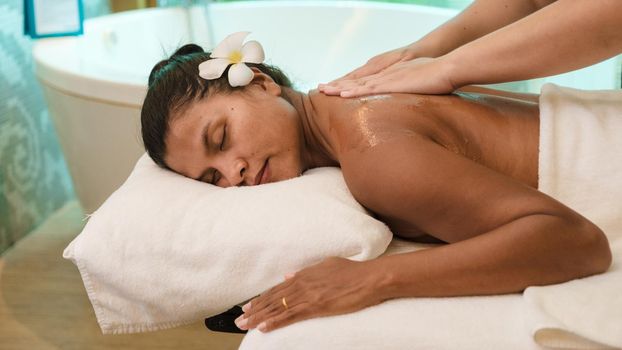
[281, 297, 289, 310]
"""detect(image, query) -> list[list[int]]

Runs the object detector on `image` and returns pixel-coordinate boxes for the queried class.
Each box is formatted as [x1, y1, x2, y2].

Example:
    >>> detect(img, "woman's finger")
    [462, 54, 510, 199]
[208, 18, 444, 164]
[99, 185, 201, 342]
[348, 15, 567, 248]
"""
[325, 66, 398, 93]
[241, 277, 294, 312]
[336, 56, 455, 97]
[238, 276, 302, 328]
[322, 46, 413, 87]
[320, 84, 348, 96]
[237, 295, 282, 330]
[318, 65, 386, 92]
[322, 75, 379, 95]
[329, 62, 384, 84]
[320, 72, 386, 96]
[340, 59, 438, 97]
[239, 289, 305, 330]
[340, 73, 401, 97]
[325, 57, 391, 86]
[256, 302, 313, 332]
[323, 78, 362, 90]
[239, 257, 385, 332]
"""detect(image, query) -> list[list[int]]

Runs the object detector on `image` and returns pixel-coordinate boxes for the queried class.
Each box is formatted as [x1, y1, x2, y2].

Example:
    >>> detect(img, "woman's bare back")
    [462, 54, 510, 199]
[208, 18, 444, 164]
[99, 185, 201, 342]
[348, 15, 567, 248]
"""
[309, 88, 540, 186]
[306, 88, 544, 241]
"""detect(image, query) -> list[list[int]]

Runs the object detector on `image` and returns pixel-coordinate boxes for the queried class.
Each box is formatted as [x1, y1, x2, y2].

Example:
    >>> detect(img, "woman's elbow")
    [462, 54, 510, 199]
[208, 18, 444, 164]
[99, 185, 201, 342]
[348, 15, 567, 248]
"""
[570, 218, 612, 277]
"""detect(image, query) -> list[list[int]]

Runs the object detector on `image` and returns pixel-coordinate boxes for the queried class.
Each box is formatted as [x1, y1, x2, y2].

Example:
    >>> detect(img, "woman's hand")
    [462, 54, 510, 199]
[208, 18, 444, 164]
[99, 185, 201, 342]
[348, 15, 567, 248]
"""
[321, 44, 422, 86]
[319, 56, 457, 97]
[234, 256, 390, 333]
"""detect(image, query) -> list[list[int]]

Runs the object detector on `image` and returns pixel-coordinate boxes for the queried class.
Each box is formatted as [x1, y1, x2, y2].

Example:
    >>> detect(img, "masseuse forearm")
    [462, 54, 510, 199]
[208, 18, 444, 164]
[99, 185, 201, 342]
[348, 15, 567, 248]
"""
[370, 214, 611, 300]
[445, 0, 622, 88]
[412, 0, 546, 57]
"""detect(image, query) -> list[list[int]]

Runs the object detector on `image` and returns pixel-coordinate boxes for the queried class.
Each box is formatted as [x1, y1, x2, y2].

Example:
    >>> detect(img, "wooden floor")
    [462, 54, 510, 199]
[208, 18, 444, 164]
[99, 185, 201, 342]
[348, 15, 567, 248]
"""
[0, 201, 244, 350]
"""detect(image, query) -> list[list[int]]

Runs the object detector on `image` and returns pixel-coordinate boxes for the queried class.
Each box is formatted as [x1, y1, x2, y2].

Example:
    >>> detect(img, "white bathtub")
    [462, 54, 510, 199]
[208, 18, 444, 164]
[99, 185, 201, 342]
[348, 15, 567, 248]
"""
[33, 1, 619, 213]
[33, 1, 458, 213]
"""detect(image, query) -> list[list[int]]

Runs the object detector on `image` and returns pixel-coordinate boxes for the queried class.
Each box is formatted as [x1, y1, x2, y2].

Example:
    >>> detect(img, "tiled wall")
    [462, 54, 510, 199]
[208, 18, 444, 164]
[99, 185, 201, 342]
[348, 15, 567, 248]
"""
[0, 0, 109, 254]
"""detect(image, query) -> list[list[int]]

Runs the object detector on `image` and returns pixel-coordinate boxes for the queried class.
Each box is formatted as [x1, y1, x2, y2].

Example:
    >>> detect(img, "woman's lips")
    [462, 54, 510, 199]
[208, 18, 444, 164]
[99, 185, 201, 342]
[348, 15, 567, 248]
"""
[260, 159, 270, 184]
[254, 159, 269, 185]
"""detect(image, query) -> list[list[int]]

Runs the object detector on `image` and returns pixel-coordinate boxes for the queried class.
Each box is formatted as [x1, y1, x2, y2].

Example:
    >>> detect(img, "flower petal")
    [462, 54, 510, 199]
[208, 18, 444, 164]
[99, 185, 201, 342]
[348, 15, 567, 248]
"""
[211, 31, 250, 59]
[228, 63, 254, 87]
[241, 40, 265, 64]
[198, 58, 231, 80]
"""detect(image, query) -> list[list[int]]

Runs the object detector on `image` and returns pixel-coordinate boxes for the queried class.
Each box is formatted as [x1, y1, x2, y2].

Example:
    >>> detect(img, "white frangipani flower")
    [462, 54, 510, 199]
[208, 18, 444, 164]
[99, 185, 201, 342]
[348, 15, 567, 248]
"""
[198, 31, 265, 87]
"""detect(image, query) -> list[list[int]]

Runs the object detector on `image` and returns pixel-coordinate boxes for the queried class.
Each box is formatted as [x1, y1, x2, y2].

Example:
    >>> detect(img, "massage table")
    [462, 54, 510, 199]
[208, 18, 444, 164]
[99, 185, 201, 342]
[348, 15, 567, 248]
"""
[206, 237, 546, 350]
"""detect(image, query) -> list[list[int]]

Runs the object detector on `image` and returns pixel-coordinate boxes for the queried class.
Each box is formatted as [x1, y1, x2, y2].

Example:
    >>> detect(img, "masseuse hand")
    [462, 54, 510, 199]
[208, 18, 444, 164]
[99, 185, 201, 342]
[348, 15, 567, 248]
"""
[319, 0, 622, 98]
[319, 56, 455, 97]
[234, 256, 386, 333]
[325, 44, 422, 85]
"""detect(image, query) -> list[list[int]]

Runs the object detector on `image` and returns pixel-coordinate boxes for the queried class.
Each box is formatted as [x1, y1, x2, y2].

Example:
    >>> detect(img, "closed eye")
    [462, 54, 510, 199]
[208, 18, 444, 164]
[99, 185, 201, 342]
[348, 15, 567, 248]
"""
[211, 170, 221, 185]
[205, 168, 221, 185]
[219, 125, 227, 151]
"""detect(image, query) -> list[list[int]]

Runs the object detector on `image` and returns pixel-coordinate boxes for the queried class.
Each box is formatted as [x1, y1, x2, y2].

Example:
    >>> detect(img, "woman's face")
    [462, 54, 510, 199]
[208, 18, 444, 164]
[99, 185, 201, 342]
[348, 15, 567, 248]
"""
[164, 75, 304, 187]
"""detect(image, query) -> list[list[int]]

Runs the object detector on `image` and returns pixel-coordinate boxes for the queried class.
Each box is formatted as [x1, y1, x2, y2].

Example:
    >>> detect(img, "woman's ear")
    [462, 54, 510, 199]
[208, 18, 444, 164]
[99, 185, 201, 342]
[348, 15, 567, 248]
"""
[249, 67, 281, 96]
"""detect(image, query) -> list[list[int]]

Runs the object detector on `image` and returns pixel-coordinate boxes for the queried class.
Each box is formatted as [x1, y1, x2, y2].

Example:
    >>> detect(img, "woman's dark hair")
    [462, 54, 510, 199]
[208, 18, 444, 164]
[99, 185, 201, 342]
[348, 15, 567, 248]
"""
[140, 43, 292, 169]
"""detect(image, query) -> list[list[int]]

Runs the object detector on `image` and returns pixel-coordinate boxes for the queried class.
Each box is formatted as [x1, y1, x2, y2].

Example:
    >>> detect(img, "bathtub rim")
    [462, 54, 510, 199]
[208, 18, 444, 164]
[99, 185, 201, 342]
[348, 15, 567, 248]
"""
[32, 1, 458, 107]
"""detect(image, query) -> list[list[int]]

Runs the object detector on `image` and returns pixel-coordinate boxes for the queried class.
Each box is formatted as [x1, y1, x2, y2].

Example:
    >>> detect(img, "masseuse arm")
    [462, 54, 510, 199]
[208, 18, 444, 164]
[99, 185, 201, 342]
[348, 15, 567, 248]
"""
[407, 0, 555, 59]
[237, 133, 612, 333]
[328, 0, 553, 82]
[323, 0, 622, 96]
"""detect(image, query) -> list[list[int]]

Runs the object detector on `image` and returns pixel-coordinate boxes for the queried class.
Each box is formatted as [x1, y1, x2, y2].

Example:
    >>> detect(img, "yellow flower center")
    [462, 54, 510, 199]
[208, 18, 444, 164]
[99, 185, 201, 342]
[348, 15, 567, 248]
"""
[228, 50, 243, 64]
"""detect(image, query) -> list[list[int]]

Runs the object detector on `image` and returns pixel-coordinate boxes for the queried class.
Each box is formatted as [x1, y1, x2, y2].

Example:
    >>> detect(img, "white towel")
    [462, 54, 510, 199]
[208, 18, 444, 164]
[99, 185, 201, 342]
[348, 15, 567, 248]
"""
[240, 238, 542, 350]
[525, 84, 622, 349]
[63, 158, 392, 334]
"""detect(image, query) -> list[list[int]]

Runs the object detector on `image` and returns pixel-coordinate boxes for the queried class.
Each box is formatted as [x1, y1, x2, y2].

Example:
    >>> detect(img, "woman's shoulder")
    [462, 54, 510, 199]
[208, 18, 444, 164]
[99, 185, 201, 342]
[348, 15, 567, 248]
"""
[307, 90, 439, 159]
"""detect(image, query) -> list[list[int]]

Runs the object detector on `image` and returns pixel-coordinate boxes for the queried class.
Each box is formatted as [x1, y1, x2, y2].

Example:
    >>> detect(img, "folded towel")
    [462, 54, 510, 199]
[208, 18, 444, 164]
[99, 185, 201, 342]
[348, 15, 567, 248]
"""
[525, 84, 622, 349]
[63, 156, 392, 334]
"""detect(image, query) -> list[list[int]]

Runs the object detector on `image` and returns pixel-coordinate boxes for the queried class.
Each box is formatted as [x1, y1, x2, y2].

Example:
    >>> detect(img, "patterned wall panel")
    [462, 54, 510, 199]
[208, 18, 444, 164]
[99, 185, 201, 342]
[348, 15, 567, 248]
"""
[0, 0, 110, 254]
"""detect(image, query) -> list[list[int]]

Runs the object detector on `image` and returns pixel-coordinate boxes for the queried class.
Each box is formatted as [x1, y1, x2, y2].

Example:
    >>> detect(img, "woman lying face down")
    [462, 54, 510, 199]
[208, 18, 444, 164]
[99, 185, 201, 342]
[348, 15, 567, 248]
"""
[141, 44, 612, 333]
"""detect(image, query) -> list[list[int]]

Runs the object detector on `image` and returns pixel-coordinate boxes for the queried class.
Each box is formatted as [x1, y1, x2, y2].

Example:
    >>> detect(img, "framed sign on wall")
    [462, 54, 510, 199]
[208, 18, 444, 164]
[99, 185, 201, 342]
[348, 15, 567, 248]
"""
[24, 0, 84, 38]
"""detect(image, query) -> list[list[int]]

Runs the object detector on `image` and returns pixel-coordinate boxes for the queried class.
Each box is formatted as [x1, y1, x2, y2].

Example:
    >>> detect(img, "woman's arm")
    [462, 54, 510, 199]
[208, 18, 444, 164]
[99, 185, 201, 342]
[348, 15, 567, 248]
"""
[446, 0, 622, 89]
[344, 133, 611, 296]
[411, 0, 554, 58]
[236, 130, 611, 333]
[323, 0, 622, 97]
[325, 0, 553, 84]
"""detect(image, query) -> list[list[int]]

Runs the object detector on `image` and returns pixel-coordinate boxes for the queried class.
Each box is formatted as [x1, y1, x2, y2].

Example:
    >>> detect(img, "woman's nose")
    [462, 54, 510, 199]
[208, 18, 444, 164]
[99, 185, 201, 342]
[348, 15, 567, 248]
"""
[224, 158, 248, 187]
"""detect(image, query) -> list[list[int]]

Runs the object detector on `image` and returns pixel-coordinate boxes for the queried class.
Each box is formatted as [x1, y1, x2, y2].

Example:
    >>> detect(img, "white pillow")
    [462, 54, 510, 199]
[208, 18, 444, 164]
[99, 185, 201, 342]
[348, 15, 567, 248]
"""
[63, 154, 392, 334]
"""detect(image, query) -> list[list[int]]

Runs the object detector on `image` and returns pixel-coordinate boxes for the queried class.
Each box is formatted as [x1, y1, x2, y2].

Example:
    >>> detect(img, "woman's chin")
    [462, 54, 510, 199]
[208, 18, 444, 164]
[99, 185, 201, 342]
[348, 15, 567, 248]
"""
[270, 167, 303, 184]
[260, 155, 304, 185]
